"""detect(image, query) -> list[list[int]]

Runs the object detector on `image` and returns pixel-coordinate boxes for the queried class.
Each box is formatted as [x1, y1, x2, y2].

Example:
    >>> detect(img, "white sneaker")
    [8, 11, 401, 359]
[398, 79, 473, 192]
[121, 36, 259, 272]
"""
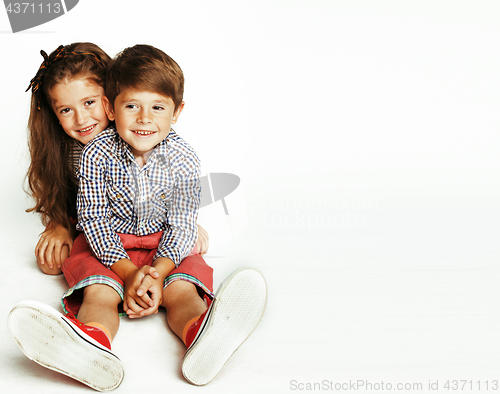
[182, 268, 267, 385]
[8, 300, 124, 392]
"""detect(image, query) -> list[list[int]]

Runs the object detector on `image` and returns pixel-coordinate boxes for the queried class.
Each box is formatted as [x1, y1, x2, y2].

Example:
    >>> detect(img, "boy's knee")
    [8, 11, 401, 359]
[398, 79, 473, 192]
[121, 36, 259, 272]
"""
[36, 244, 69, 275]
[60, 244, 70, 262]
[36, 258, 63, 275]
[163, 280, 199, 303]
[84, 284, 121, 303]
[39, 264, 63, 275]
[165, 280, 196, 293]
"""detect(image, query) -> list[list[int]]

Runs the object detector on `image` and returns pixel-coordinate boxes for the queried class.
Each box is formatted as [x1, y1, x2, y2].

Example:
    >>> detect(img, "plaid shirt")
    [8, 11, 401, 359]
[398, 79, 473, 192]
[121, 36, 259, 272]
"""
[76, 127, 200, 268]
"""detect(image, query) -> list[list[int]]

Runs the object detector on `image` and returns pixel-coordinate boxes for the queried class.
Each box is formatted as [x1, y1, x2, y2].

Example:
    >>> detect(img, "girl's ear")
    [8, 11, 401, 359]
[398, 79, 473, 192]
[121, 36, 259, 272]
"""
[102, 96, 115, 121]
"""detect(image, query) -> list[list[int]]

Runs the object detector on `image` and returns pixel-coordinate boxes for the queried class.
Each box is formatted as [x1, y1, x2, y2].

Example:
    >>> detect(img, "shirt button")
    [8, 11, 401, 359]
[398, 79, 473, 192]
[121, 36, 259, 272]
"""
[116, 193, 122, 199]
[161, 194, 166, 199]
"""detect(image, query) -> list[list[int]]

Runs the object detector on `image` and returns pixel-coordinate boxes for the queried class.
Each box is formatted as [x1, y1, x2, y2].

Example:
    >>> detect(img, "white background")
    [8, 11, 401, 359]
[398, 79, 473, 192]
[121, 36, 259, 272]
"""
[1, 1, 500, 393]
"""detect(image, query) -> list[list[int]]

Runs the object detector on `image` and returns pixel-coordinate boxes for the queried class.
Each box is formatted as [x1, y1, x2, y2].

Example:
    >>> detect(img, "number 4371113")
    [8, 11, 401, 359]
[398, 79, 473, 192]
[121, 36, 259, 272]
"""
[5, 3, 62, 14]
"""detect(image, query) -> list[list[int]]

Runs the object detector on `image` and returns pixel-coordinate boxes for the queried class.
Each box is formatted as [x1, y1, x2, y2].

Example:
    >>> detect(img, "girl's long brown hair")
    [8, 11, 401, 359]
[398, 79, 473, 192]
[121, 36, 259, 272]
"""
[25, 43, 111, 233]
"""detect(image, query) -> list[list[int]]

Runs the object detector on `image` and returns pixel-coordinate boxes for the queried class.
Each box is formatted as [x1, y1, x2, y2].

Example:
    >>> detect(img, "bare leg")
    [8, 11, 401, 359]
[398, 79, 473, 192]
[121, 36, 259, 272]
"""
[77, 284, 122, 340]
[162, 281, 207, 341]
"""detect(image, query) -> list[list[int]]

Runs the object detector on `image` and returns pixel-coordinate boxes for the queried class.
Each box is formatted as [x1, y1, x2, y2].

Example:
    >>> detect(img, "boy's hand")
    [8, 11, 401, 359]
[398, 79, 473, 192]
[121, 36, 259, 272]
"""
[113, 257, 175, 318]
[195, 224, 209, 255]
[35, 223, 73, 272]
[126, 271, 165, 318]
[125, 256, 176, 318]
[123, 266, 161, 317]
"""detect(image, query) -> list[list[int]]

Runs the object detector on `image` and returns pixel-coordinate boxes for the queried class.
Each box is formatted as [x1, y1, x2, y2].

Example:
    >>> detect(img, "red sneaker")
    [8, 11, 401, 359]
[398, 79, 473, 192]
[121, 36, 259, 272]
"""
[182, 268, 267, 386]
[64, 313, 112, 349]
[8, 300, 124, 392]
[184, 296, 213, 348]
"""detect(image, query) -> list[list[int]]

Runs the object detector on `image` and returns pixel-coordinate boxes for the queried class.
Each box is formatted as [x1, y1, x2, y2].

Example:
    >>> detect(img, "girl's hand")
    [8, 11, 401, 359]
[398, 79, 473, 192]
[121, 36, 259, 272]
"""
[35, 223, 73, 274]
[195, 224, 209, 255]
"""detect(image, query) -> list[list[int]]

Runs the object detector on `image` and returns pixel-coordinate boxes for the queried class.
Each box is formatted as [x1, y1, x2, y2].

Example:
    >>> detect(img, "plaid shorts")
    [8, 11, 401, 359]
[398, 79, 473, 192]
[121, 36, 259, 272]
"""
[61, 232, 214, 315]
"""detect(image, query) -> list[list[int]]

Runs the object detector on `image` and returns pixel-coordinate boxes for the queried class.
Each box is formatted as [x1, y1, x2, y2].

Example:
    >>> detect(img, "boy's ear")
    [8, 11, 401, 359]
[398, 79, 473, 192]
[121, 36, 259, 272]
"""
[171, 101, 185, 124]
[102, 96, 115, 121]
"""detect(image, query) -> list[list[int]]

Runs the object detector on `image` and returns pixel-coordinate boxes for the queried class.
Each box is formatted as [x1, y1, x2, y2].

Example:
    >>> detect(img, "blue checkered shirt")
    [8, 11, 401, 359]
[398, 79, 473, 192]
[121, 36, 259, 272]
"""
[76, 127, 200, 268]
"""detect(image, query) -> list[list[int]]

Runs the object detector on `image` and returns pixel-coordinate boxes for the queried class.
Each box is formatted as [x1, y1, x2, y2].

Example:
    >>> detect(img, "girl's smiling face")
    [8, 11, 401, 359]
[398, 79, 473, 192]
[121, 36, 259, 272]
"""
[50, 77, 109, 145]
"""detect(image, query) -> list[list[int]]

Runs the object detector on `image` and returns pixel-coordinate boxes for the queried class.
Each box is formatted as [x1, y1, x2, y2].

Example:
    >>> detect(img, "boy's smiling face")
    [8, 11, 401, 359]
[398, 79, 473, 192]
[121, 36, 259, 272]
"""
[104, 88, 183, 160]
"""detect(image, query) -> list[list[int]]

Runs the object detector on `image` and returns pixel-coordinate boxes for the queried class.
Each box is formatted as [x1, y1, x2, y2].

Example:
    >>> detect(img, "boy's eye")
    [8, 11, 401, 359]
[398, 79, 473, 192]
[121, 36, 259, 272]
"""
[125, 104, 138, 109]
[153, 106, 164, 111]
[85, 100, 96, 106]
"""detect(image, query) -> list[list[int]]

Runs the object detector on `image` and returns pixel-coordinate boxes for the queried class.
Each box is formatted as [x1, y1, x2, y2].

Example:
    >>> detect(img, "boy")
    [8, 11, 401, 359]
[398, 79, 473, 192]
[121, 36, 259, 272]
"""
[8, 45, 267, 392]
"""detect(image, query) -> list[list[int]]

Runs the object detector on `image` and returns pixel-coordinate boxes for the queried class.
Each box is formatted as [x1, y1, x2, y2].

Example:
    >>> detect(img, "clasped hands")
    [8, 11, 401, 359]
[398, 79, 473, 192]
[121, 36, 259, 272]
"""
[122, 265, 165, 318]
[114, 256, 175, 319]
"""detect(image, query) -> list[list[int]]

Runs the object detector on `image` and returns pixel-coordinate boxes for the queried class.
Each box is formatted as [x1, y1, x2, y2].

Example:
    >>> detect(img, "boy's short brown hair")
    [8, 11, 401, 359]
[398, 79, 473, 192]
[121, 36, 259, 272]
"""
[106, 44, 184, 110]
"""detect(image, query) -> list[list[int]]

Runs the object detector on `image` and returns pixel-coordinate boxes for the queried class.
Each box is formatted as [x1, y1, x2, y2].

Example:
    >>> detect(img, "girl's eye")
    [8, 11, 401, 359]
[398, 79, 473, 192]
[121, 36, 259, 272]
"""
[85, 100, 96, 106]
[60, 108, 71, 114]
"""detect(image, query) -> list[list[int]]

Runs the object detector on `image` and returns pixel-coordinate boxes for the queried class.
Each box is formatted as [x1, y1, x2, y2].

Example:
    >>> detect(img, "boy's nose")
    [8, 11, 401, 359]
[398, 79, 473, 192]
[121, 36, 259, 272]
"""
[137, 109, 152, 124]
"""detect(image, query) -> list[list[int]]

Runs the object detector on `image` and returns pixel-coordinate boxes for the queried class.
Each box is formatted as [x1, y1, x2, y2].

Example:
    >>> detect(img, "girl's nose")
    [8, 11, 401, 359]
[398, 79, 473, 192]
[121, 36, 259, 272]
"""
[75, 110, 88, 125]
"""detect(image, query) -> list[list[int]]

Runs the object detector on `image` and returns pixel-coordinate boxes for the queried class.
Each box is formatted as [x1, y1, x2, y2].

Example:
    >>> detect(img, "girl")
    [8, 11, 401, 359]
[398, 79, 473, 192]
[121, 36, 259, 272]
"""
[25, 43, 209, 275]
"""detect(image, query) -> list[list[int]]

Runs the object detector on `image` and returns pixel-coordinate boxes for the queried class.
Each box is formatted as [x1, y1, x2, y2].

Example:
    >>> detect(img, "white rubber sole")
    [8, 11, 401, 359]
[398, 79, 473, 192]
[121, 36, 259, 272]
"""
[8, 300, 124, 392]
[182, 268, 267, 385]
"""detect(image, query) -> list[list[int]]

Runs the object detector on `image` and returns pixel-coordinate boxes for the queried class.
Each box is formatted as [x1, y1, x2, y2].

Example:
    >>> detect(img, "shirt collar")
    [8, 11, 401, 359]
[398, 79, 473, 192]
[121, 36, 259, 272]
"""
[107, 128, 133, 163]
[155, 129, 175, 158]
[112, 128, 176, 164]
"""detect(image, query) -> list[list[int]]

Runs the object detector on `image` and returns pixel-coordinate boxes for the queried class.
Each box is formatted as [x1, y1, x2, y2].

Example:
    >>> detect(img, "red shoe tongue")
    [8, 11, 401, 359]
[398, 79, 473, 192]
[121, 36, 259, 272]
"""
[85, 324, 112, 350]
[184, 309, 209, 348]
[64, 314, 112, 350]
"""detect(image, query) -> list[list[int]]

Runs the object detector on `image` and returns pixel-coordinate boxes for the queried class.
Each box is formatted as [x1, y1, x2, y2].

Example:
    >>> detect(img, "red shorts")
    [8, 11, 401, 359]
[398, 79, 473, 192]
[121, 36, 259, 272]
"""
[61, 232, 214, 316]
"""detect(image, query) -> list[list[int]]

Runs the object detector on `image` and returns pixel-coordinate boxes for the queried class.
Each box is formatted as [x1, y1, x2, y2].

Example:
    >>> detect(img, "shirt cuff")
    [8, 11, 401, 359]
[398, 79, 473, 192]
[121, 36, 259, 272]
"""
[99, 248, 130, 268]
[154, 247, 181, 267]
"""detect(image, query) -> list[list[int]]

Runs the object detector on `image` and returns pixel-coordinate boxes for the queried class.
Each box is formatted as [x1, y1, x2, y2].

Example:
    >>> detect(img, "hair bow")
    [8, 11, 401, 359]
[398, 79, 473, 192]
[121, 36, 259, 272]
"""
[25, 45, 66, 94]
[25, 45, 102, 110]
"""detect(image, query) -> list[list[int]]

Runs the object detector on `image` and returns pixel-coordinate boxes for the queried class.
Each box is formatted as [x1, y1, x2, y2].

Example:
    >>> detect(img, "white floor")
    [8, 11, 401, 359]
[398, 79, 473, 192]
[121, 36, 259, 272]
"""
[1, 171, 499, 394]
